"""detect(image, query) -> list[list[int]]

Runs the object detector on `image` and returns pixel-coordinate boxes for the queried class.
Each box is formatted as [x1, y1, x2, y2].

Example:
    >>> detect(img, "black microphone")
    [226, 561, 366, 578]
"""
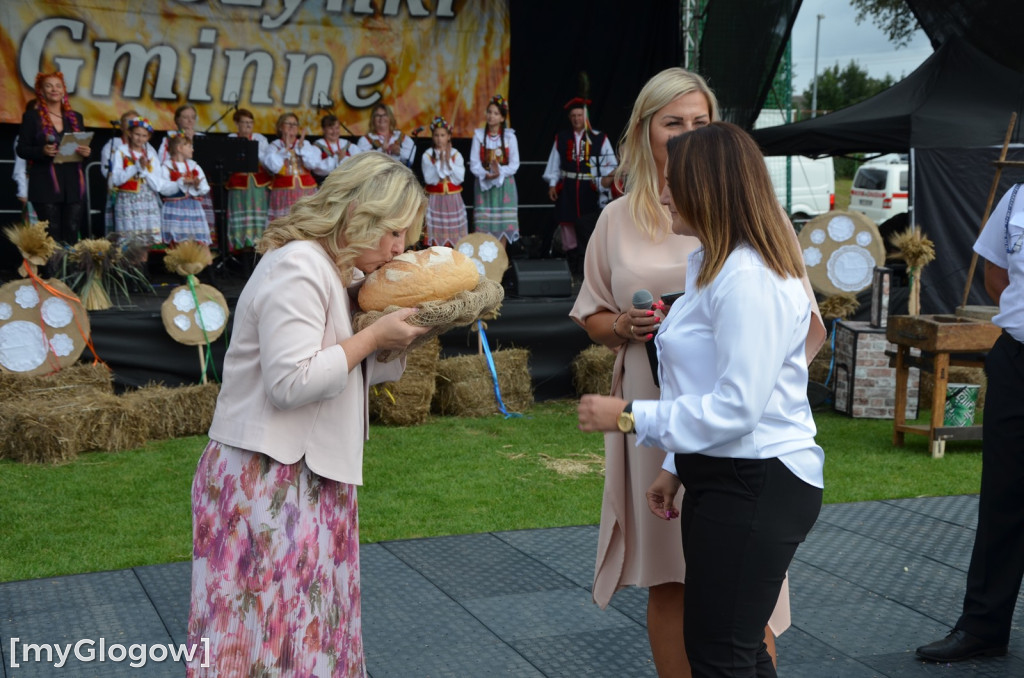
[411, 126, 426, 136]
[632, 289, 660, 386]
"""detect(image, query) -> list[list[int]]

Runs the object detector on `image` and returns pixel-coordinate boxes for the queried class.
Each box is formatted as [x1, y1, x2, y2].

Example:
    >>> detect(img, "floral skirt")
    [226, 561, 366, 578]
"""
[187, 440, 364, 677]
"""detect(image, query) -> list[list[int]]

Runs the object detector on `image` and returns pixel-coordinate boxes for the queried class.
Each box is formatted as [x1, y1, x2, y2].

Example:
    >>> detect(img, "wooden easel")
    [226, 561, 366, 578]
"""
[959, 112, 1024, 309]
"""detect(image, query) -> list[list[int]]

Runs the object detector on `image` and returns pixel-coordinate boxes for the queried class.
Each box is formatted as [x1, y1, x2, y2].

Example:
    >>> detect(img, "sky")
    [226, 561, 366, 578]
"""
[789, 0, 935, 92]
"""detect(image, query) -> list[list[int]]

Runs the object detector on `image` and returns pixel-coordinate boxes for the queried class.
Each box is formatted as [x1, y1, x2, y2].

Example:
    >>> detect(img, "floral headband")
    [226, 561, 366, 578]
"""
[128, 117, 154, 133]
[429, 116, 451, 133]
[489, 94, 508, 114]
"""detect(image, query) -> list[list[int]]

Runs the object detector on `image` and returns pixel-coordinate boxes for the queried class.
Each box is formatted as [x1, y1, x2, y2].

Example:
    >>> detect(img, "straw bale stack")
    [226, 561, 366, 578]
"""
[572, 344, 616, 396]
[433, 348, 532, 417]
[369, 337, 441, 426]
[121, 382, 221, 440]
[2, 389, 149, 464]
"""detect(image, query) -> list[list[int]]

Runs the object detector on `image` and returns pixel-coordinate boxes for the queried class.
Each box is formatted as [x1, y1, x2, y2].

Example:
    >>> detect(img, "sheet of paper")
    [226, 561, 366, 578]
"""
[54, 131, 94, 164]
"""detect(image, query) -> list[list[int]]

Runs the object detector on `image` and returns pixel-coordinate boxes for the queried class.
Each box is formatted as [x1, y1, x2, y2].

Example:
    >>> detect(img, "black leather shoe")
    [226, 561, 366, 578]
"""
[916, 629, 1008, 662]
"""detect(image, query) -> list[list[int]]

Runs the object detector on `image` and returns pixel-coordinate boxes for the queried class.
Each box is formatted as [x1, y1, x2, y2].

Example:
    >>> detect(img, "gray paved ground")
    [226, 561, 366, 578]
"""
[2, 495, 1023, 676]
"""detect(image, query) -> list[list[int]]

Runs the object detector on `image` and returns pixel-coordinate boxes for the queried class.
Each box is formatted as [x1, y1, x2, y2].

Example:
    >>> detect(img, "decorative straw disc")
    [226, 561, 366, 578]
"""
[0, 278, 90, 376]
[161, 283, 230, 345]
[456, 232, 509, 283]
[798, 210, 885, 297]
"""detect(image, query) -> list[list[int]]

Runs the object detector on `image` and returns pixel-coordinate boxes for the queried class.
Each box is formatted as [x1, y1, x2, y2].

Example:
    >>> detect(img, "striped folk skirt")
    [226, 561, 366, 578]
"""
[226, 185, 269, 251]
[187, 440, 364, 677]
[473, 176, 519, 244]
[113, 188, 163, 245]
[162, 197, 213, 245]
[268, 186, 317, 223]
[425, 192, 469, 247]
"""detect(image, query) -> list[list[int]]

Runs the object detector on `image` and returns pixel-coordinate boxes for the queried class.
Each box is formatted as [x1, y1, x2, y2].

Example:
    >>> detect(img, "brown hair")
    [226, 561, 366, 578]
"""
[167, 133, 192, 156]
[665, 122, 803, 289]
[233, 108, 254, 123]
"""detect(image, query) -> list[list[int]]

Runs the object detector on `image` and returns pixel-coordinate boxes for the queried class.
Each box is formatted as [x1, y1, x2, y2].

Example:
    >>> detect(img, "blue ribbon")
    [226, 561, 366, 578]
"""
[477, 319, 522, 418]
[823, 317, 839, 400]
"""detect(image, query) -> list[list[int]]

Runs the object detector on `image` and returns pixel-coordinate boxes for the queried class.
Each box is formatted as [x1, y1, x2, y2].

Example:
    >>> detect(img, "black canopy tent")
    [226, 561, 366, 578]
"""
[751, 36, 1024, 158]
[749, 36, 1024, 314]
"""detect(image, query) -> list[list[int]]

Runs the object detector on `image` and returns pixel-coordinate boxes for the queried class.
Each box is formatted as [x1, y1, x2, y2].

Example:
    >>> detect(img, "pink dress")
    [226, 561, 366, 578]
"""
[571, 197, 823, 636]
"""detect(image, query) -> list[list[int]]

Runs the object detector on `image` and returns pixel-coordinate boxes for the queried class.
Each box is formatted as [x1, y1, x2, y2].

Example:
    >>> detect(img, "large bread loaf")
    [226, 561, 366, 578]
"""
[358, 246, 480, 311]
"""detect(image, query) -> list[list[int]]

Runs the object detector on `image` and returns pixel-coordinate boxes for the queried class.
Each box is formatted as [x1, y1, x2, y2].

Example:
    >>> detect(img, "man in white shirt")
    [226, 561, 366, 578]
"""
[917, 183, 1024, 663]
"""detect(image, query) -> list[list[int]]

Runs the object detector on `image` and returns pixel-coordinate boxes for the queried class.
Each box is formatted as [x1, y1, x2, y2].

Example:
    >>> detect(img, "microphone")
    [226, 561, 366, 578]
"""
[411, 125, 426, 137]
[632, 289, 654, 310]
[632, 289, 660, 387]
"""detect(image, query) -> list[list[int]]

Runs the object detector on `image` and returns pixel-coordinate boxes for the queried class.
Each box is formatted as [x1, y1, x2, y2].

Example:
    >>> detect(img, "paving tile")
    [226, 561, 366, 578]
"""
[132, 562, 191, 647]
[511, 625, 657, 678]
[463, 589, 634, 642]
[494, 525, 597, 591]
[379, 533, 576, 602]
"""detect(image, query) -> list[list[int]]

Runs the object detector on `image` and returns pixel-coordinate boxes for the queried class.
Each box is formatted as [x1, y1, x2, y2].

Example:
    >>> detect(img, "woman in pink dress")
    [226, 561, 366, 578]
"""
[187, 152, 430, 677]
[570, 67, 826, 677]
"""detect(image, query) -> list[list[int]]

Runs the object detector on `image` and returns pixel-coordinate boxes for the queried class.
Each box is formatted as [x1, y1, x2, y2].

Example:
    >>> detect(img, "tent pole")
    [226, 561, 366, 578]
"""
[959, 111, 1017, 309]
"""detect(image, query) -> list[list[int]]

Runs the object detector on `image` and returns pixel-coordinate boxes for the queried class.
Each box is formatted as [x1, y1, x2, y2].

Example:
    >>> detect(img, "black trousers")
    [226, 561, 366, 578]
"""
[675, 454, 822, 677]
[32, 201, 83, 244]
[957, 331, 1024, 644]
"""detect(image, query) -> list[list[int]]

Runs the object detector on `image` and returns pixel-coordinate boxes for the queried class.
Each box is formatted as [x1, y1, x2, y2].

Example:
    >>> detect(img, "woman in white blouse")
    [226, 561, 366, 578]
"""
[578, 121, 823, 677]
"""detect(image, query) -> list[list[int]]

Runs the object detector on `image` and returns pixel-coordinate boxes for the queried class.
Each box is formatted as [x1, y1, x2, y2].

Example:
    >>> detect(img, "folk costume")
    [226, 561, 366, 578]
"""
[356, 130, 416, 167]
[469, 96, 520, 245]
[159, 131, 216, 235]
[542, 98, 617, 253]
[310, 137, 361, 178]
[225, 131, 272, 250]
[99, 133, 129, 233]
[262, 137, 320, 222]
[161, 157, 212, 245]
[421, 117, 468, 247]
[109, 120, 169, 246]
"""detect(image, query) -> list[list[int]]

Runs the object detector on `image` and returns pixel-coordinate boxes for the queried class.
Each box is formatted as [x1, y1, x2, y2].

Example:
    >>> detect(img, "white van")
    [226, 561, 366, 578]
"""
[764, 155, 836, 224]
[754, 109, 835, 226]
[849, 154, 909, 224]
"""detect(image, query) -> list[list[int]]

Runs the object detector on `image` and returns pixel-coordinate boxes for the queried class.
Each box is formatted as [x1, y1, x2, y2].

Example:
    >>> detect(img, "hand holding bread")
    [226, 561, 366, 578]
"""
[365, 307, 431, 352]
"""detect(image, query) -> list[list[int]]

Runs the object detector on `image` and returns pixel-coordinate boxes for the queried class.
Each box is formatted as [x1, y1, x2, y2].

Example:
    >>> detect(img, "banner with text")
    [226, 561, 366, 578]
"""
[0, 0, 509, 137]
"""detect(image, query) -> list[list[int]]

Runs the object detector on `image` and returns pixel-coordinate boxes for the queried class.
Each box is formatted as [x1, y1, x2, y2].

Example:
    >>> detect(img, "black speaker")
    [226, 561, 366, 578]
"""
[504, 258, 573, 297]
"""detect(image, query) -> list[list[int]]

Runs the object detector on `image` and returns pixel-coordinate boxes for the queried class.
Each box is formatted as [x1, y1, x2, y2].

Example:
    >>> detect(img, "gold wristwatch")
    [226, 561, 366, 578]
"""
[616, 401, 635, 434]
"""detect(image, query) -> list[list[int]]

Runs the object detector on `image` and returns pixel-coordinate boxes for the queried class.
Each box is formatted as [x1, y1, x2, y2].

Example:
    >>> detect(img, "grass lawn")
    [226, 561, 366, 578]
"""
[0, 400, 982, 583]
[835, 177, 853, 211]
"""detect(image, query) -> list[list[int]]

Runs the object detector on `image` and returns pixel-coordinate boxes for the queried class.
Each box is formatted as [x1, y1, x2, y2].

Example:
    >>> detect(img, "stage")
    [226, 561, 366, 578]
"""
[86, 264, 594, 403]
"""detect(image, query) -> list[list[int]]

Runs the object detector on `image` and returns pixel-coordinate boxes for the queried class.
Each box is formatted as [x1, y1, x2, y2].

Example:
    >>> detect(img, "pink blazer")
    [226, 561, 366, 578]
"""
[208, 239, 405, 485]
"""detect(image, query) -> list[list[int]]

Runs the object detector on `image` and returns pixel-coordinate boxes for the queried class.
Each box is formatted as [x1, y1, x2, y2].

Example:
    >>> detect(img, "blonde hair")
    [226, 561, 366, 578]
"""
[275, 112, 299, 135]
[616, 68, 719, 239]
[666, 122, 803, 289]
[258, 153, 426, 284]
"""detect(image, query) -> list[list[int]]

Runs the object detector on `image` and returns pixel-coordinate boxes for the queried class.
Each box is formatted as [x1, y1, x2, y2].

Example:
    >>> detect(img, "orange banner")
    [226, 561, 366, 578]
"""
[0, 0, 509, 138]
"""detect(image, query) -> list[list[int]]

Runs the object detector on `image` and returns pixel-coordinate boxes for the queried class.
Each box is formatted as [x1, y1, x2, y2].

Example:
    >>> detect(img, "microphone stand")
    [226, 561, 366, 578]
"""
[205, 102, 238, 134]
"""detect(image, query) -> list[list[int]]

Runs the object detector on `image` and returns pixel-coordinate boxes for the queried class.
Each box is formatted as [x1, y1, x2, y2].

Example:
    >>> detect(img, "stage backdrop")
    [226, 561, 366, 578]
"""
[0, 0, 509, 136]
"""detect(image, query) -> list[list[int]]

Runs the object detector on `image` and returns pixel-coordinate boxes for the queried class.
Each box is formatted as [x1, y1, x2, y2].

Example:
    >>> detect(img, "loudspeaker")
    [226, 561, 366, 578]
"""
[504, 258, 573, 298]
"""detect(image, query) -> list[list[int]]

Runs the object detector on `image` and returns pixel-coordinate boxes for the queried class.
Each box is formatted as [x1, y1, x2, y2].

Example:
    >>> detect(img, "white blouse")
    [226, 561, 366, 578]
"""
[633, 245, 824, 489]
[420, 147, 465, 186]
[468, 128, 519, 191]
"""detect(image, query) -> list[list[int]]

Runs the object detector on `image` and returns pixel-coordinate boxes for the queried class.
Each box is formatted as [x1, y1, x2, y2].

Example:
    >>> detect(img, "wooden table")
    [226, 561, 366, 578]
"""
[887, 315, 1001, 458]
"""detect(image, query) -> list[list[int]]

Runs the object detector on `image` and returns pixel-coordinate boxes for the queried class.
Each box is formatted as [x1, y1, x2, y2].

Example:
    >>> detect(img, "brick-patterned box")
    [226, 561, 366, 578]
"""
[833, 320, 920, 419]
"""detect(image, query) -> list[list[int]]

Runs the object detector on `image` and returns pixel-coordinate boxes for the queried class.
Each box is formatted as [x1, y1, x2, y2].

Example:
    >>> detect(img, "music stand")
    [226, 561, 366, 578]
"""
[193, 136, 260, 276]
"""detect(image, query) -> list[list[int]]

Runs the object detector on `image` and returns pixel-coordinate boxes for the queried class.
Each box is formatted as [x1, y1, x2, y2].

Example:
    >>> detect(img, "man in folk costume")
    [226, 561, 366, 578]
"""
[543, 96, 617, 274]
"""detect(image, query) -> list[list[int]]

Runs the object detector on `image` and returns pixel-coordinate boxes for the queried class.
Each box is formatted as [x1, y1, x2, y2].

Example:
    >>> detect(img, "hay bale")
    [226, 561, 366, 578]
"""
[121, 382, 221, 440]
[808, 342, 834, 386]
[572, 344, 616, 396]
[3, 389, 150, 464]
[0, 362, 114, 402]
[369, 337, 440, 426]
[434, 348, 533, 417]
